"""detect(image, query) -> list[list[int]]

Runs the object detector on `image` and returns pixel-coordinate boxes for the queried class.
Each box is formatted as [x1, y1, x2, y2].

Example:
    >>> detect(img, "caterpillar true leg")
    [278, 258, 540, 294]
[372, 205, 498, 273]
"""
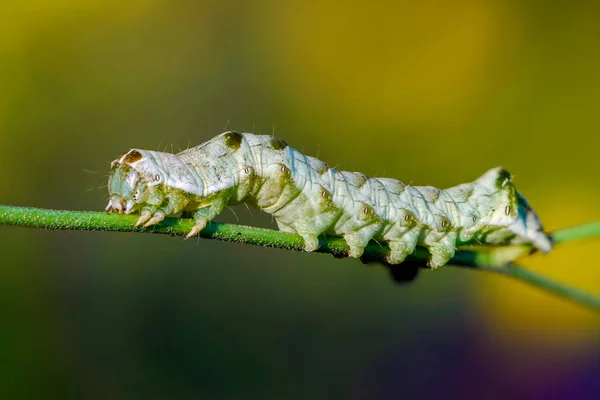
[134, 208, 154, 227]
[140, 192, 190, 228]
[184, 195, 231, 238]
[144, 209, 166, 227]
[185, 218, 207, 239]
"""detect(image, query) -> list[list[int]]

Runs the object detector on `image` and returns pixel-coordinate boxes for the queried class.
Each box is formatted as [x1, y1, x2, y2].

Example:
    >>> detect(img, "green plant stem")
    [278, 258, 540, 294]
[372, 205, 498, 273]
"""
[471, 263, 600, 311]
[551, 221, 600, 244]
[1, 204, 599, 312]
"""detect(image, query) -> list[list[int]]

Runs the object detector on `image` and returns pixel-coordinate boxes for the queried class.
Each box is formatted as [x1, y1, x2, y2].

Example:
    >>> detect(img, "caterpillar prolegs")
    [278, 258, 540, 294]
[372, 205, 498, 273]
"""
[106, 132, 553, 267]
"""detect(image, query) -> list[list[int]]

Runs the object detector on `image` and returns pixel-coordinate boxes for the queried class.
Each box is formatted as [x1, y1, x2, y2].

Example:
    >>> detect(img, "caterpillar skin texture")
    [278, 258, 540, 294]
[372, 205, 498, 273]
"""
[107, 132, 553, 267]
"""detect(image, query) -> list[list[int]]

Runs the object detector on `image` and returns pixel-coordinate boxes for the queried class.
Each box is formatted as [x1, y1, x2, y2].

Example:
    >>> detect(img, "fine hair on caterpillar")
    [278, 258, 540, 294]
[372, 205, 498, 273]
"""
[106, 131, 553, 268]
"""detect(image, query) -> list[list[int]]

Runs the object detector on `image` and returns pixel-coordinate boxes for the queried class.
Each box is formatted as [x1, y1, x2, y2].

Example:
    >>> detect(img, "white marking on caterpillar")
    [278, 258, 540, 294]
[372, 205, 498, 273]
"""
[107, 131, 553, 268]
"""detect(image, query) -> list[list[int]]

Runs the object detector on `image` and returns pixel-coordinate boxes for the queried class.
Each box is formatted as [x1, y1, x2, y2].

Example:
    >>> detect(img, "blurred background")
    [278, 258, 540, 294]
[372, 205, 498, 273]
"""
[1, 0, 599, 398]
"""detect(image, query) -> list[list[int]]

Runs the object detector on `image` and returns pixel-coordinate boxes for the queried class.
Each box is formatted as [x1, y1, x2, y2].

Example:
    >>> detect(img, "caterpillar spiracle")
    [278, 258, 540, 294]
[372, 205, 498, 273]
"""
[106, 131, 552, 267]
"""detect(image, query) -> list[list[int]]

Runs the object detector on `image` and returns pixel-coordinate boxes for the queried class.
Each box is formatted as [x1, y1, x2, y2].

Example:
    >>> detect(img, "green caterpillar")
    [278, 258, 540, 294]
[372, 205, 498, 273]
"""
[107, 131, 552, 267]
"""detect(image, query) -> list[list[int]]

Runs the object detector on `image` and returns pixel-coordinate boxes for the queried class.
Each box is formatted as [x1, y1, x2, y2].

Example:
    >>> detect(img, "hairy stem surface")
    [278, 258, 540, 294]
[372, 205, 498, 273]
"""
[1, 205, 599, 312]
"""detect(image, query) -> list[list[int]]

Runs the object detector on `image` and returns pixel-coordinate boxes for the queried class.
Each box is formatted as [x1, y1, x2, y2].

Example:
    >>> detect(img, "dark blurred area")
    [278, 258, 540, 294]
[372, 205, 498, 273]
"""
[1, 1, 599, 398]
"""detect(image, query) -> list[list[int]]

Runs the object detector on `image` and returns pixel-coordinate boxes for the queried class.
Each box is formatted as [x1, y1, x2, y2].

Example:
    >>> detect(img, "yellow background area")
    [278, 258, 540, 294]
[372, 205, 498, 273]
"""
[0, 1, 598, 397]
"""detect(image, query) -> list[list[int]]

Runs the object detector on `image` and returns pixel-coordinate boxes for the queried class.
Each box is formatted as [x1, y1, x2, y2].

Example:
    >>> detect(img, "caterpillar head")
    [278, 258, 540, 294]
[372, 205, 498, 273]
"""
[476, 167, 552, 253]
[106, 149, 160, 214]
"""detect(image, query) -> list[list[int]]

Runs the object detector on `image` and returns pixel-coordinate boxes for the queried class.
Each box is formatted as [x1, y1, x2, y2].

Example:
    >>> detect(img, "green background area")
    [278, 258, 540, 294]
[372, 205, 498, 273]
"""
[0, 1, 599, 398]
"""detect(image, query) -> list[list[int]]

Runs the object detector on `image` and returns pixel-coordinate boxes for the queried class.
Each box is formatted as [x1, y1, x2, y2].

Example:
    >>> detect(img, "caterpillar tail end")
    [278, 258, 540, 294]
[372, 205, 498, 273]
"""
[510, 192, 553, 253]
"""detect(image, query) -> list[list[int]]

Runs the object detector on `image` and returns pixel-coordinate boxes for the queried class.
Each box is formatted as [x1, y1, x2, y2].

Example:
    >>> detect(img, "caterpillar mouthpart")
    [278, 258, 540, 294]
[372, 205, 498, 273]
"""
[106, 195, 126, 214]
